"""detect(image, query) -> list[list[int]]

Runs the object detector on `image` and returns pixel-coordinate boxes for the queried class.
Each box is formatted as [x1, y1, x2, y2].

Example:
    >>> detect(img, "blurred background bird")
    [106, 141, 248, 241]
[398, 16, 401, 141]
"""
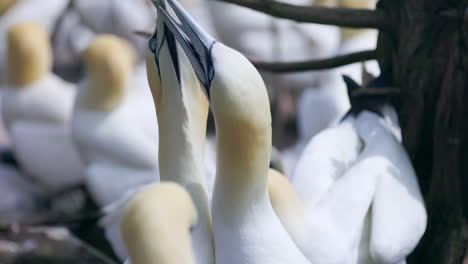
[72, 34, 159, 209]
[1, 23, 84, 193]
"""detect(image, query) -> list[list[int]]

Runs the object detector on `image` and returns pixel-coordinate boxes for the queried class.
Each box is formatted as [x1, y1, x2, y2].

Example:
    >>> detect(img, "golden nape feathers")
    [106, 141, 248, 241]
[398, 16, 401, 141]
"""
[82, 35, 137, 110]
[7, 23, 52, 86]
[268, 169, 304, 220]
[0, 0, 18, 16]
[121, 183, 197, 264]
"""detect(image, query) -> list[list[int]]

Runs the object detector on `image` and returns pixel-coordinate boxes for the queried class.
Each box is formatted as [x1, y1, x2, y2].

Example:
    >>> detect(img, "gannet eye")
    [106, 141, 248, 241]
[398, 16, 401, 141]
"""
[149, 31, 157, 54]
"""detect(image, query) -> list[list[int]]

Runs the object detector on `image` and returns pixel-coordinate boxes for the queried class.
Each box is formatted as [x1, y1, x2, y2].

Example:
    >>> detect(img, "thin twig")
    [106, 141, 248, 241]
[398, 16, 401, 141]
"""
[251, 50, 377, 73]
[352, 87, 400, 97]
[213, 0, 391, 31]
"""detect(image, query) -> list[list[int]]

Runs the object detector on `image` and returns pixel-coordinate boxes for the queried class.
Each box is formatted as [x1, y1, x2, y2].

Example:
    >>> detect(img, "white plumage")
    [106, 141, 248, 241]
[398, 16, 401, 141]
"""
[283, 70, 351, 176]
[292, 116, 362, 210]
[355, 111, 427, 263]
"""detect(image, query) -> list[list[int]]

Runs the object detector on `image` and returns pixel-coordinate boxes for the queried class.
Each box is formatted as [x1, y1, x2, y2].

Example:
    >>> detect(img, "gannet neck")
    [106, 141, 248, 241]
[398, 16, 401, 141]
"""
[81, 35, 136, 111]
[145, 17, 214, 264]
[208, 44, 310, 264]
[7, 23, 51, 87]
[0, 0, 18, 15]
[121, 182, 197, 264]
[185, 183, 215, 264]
[146, 23, 209, 187]
[210, 43, 272, 209]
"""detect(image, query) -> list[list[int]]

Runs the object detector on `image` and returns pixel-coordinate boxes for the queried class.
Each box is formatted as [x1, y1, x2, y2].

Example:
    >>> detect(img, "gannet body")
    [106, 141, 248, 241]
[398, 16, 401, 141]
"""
[357, 111, 426, 263]
[1, 23, 84, 191]
[292, 116, 362, 209]
[342, 75, 425, 263]
[283, 70, 351, 176]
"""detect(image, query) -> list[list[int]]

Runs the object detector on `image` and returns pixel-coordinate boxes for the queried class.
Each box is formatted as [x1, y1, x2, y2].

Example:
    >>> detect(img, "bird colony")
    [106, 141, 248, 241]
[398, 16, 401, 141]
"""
[0, 0, 427, 263]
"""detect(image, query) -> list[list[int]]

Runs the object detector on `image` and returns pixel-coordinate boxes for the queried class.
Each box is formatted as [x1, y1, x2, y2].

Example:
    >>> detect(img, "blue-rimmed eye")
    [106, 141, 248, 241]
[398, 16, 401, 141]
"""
[149, 31, 158, 54]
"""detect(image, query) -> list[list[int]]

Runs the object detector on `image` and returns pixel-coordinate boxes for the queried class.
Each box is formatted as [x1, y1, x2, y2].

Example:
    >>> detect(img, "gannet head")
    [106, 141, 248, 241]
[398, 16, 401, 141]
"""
[341, 73, 396, 120]
[7, 23, 51, 87]
[82, 35, 137, 111]
[342, 73, 402, 140]
[121, 182, 197, 264]
[0, 0, 18, 15]
[150, 0, 270, 128]
[149, 0, 271, 181]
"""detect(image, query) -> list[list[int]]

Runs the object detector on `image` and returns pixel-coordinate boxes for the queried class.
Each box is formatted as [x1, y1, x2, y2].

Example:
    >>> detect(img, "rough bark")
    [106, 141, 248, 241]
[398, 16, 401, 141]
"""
[376, 0, 468, 263]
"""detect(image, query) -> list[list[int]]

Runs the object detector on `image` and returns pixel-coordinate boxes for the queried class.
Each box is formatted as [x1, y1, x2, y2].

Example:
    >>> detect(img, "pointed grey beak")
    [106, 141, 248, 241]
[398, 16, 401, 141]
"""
[150, 0, 215, 99]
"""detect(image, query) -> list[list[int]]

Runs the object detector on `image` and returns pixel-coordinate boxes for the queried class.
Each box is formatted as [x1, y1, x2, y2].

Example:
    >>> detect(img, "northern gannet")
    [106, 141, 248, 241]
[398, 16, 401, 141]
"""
[1, 23, 84, 191]
[72, 35, 159, 208]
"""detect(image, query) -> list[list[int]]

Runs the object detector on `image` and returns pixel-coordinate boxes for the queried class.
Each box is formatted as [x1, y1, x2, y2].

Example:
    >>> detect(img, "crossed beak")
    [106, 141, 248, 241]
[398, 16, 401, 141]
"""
[150, 0, 215, 99]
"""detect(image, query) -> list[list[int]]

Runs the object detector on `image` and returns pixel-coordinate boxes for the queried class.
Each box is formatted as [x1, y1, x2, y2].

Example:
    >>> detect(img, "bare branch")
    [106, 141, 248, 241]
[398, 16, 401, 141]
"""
[251, 50, 377, 73]
[352, 87, 400, 97]
[214, 0, 391, 31]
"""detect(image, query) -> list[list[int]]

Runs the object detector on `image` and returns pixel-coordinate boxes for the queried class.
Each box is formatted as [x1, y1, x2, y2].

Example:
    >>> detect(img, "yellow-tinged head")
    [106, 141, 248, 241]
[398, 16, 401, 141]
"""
[121, 182, 197, 264]
[7, 23, 51, 87]
[0, 0, 18, 15]
[82, 34, 137, 110]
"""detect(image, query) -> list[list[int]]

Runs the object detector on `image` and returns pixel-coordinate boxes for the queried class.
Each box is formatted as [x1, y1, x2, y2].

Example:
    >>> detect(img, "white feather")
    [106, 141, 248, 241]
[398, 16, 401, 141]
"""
[1, 74, 84, 191]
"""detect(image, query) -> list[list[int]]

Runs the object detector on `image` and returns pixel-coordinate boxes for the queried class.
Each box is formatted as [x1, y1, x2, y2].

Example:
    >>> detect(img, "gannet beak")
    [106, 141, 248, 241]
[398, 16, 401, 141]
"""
[150, 0, 215, 99]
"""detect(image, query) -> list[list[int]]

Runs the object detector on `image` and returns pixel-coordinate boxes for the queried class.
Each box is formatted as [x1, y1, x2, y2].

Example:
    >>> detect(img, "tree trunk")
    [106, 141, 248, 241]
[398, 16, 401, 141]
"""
[376, 0, 468, 263]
